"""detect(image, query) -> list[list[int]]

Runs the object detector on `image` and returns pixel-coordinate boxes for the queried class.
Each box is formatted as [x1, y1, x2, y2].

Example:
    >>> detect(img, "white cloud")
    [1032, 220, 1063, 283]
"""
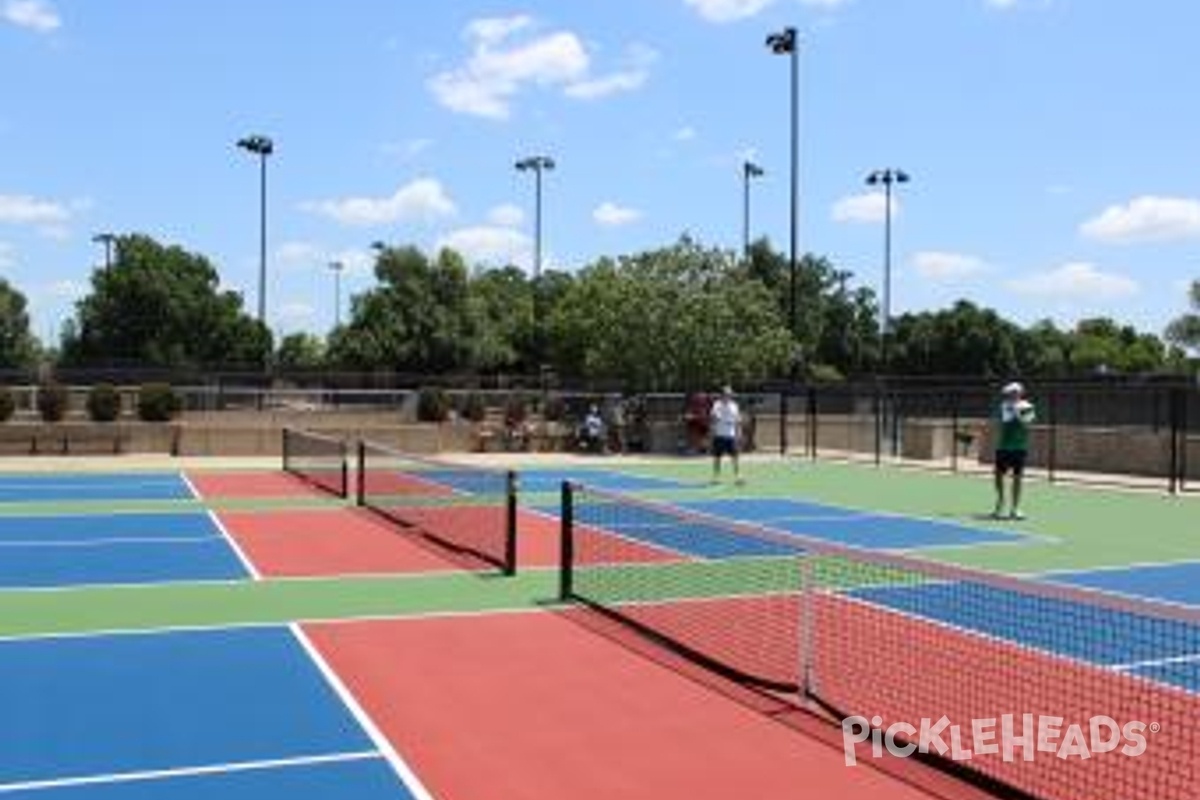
[1007, 262, 1139, 301]
[302, 179, 456, 227]
[428, 17, 654, 118]
[438, 226, 532, 269]
[428, 16, 589, 119]
[276, 241, 373, 275]
[831, 191, 896, 224]
[0, 194, 70, 226]
[42, 279, 86, 301]
[684, 0, 776, 23]
[275, 302, 316, 328]
[912, 251, 990, 281]
[1080, 196, 1200, 244]
[3, 0, 60, 32]
[565, 44, 658, 101]
[684, 0, 845, 23]
[674, 126, 697, 142]
[381, 138, 434, 161]
[487, 203, 525, 228]
[593, 202, 642, 227]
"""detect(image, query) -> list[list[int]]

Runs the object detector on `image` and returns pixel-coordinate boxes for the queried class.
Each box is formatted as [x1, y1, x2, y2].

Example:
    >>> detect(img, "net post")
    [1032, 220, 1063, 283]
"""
[355, 440, 366, 506]
[504, 470, 519, 576]
[1169, 386, 1181, 495]
[339, 438, 349, 499]
[798, 551, 816, 702]
[558, 481, 575, 601]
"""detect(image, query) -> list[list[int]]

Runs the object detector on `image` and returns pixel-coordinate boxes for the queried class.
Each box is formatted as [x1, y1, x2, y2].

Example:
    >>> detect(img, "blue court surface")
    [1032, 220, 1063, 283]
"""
[1044, 562, 1200, 607]
[0, 627, 421, 799]
[678, 497, 1029, 550]
[0, 474, 193, 503]
[422, 467, 692, 496]
[849, 579, 1200, 693]
[0, 513, 248, 589]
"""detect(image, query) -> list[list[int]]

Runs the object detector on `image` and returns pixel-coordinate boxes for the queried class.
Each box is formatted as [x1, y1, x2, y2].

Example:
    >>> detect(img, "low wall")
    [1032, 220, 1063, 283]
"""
[977, 425, 1199, 480]
[0, 423, 179, 456]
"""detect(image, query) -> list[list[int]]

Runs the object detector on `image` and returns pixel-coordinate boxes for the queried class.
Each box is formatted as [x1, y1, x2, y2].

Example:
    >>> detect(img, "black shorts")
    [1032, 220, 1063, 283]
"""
[995, 449, 1027, 476]
[712, 436, 738, 457]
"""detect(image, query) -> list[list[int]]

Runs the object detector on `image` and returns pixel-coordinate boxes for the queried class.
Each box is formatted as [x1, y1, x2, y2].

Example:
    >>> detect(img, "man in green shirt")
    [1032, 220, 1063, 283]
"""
[993, 382, 1035, 520]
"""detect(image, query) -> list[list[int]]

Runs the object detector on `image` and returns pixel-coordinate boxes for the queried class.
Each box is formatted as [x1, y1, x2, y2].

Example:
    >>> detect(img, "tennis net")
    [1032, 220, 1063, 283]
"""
[559, 482, 1200, 800]
[357, 440, 518, 575]
[281, 428, 349, 498]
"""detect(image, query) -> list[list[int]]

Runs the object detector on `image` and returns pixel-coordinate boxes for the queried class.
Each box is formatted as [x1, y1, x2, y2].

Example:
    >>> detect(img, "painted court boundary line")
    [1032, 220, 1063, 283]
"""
[181, 472, 262, 581]
[290, 623, 437, 800]
[0, 751, 382, 794]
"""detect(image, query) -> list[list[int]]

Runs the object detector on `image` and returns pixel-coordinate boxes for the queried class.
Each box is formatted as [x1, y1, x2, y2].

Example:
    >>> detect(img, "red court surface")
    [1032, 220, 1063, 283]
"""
[306, 611, 948, 800]
[187, 471, 328, 499]
[219, 508, 560, 577]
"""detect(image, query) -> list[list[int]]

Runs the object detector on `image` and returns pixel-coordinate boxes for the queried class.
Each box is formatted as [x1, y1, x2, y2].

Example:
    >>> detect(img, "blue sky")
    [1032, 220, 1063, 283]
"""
[1, 0, 1198, 344]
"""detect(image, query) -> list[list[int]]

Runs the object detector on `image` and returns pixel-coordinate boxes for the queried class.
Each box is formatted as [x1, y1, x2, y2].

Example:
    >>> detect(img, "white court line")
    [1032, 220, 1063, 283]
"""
[181, 471, 262, 581]
[0, 751, 381, 794]
[290, 624, 437, 800]
[0, 536, 221, 549]
[1112, 653, 1200, 673]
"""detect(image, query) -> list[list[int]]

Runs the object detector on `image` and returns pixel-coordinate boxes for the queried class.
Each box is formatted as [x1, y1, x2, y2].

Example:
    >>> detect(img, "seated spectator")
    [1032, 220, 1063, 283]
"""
[580, 405, 606, 453]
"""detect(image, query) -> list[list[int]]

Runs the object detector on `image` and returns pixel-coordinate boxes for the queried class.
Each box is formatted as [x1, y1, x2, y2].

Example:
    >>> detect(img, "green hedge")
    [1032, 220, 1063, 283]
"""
[37, 384, 69, 423]
[87, 384, 122, 423]
[138, 383, 180, 422]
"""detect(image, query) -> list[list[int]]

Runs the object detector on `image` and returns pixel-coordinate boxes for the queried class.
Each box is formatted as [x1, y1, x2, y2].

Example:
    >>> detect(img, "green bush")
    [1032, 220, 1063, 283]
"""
[461, 393, 488, 423]
[37, 383, 69, 423]
[416, 387, 450, 423]
[87, 384, 122, 423]
[0, 387, 15, 423]
[504, 394, 528, 425]
[138, 383, 180, 422]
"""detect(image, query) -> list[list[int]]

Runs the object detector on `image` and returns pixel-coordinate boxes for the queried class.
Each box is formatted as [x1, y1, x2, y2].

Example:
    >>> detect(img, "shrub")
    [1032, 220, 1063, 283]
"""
[138, 383, 180, 422]
[37, 383, 69, 423]
[461, 393, 488, 423]
[416, 387, 450, 423]
[87, 384, 122, 423]
[504, 394, 528, 425]
[0, 387, 14, 423]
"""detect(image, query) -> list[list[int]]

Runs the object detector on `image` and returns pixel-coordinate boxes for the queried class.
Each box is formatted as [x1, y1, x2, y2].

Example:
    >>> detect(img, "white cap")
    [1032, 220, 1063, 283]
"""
[1002, 381, 1024, 396]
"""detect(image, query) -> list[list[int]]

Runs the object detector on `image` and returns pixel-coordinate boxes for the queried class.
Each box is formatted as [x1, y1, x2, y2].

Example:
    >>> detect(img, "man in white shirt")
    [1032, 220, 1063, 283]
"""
[710, 386, 743, 484]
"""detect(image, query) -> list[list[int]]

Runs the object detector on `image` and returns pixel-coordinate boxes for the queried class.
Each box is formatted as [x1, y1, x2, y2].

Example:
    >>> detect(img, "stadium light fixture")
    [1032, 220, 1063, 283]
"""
[865, 168, 911, 373]
[765, 26, 800, 343]
[742, 161, 765, 262]
[236, 134, 275, 326]
[515, 155, 555, 279]
[92, 232, 117, 273]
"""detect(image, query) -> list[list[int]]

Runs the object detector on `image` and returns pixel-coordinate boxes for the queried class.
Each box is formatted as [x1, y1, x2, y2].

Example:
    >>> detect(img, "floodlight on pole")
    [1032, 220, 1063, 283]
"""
[236, 134, 274, 326]
[865, 168, 911, 373]
[515, 155, 555, 279]
[765, 26, 800, 341]
[742, 161, 765, 261]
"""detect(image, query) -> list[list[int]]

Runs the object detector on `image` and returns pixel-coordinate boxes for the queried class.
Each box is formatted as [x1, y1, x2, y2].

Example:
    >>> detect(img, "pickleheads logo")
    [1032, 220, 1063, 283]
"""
[842, 715, 1152, 767]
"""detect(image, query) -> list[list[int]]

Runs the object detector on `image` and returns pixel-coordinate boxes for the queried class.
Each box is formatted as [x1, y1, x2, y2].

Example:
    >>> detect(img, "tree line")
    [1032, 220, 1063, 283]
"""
[0, 232, 1197, 389]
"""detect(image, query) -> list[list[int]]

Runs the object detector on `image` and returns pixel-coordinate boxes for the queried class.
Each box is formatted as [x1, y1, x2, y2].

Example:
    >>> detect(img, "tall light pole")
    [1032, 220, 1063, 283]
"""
[742, 161, 765, 261]
[515, 155, 555, 279]
[328, 261, 345, 329]
[236, 134, 274, 326]
[766, 26, 800, 341]
[865, 168, 910, 372]
[92, 232, 116, 273]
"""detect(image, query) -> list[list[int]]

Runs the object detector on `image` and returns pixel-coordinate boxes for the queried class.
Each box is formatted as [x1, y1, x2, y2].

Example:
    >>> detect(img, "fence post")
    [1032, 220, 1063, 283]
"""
[1047, 389, 1059, 485]
[780, 387, 789, 457]
[874, 384, 883, 467]
[807, 386, 818, 461]
[1169, 387, 1181, 496]
[951, 390, 961, 473]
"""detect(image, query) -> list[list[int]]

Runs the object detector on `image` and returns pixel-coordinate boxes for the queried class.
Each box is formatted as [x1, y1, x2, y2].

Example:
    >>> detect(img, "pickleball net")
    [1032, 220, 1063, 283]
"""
[559, 482, 1200, 800]
[357, 440, 518, 575]
[281, 428, 349, 498]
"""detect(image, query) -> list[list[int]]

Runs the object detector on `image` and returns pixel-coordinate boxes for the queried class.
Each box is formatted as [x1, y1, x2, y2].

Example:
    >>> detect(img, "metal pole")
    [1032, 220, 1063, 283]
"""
[258, 153, 268, 325]
[743, 167, 751, 262]
[789, 40, 799, 341]
[334, 267, 342, 328]
[534, 166, 543, 280]
[882, 177, 892, 373]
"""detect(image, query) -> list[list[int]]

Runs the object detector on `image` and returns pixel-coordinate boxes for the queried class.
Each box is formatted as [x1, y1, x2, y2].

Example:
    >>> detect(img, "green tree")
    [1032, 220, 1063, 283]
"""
[275, 333, 326, 372]
[60, 234, 271, 368]
[327, 246, 474, 372]
[548, 237, 793, 390]
[889, 301, 1022, 376]
[0, 279, 38, 369]
[1166, 280, 1200, 354]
